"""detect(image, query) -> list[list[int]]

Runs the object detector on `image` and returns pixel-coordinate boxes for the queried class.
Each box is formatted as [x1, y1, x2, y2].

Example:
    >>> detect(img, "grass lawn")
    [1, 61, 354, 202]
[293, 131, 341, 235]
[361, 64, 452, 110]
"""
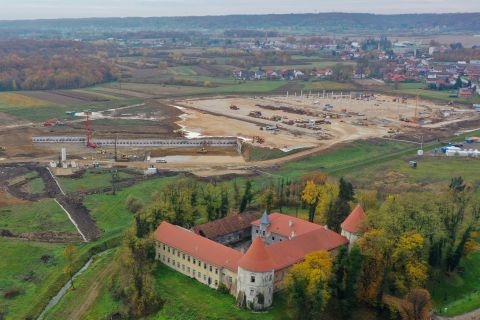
[0, 238, 68, 320]
[429, 252, 480, 316]
[152, 263, 290, 320]
[0, 198, 77, 234]
[85, 176, 177, 237]
[57, 169, 137, 194]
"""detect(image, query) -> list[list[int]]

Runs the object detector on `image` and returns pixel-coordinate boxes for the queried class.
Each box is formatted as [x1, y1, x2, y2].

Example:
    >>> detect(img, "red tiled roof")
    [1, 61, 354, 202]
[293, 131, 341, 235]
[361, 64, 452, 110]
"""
[341, 205, 366, 233]
[267, 228, 349, 270]
[192, 213, 258, 240]
[237, 237, 275, 272]
[251, 213, 322, 238]
[154, 221, 243, 272]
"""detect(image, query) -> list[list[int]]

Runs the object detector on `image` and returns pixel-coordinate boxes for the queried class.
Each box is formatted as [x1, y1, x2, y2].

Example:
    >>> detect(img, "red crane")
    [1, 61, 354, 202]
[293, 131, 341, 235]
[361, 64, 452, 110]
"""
[85, 111, 97, 148]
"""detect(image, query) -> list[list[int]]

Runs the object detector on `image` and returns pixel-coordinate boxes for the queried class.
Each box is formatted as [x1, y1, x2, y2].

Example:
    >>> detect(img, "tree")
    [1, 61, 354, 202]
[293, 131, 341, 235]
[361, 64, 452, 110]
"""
[325, 177, 354, 232]
[258, 186, 278, 213]
[330, 245, 363, 319]
[117, 229, 162, 317]
[285, 251, 333, 320]
[383, 288, 432, 320]
[64, 244, 77, 290]
[302, 180, 322, 222]
[239, 180, 254, 212]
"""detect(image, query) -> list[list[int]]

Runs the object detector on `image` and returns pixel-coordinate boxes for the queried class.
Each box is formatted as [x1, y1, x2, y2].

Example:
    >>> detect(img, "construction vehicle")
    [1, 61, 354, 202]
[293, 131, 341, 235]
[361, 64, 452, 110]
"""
[43, 118, 58, 126]
[252, 136, 265, 144]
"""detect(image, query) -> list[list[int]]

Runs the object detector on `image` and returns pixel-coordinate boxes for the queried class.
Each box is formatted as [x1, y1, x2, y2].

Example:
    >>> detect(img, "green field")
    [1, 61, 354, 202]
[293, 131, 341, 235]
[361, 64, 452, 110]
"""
[84, 176, 177, 237]
[0, 92, 141, 122]
[0, 199, 76, 234]
[0, 239, 68, 320]
[57, 169, 137, 194]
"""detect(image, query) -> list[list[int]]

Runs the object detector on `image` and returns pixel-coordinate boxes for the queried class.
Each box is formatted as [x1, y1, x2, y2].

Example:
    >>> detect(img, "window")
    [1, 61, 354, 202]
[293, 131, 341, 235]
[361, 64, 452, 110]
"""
[182, 264, 185, 270]
[203, 275, 206, 281]
[172, 249, 175, 254]
[177, 262, 180, 268]
[204, 262, 207, 269]
[272, 236, 275, 241]
[215, 280, 218, 286]
[215, 268, 218, 274]
[251, 275, 256, 283]
[183, 254, 185, 260]
[193, 258, 196, 264]
[177, 251, 180, 257]
[198, 261, 201, 266]
[250, 288, 255, 296]
[188, 256, 190, 262]
[187, 267, 190, 273]
[168, 247, 170, 253]
[168, 258, 170, 263]
[209, 266, 212, 272]
[162, 244, 165, 250]
[255, 230, 259, 234]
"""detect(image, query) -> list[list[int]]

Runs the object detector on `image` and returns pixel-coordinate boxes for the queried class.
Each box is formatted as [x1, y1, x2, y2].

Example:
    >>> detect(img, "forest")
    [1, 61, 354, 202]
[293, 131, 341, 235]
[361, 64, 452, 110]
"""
[0, 40, 117, 90]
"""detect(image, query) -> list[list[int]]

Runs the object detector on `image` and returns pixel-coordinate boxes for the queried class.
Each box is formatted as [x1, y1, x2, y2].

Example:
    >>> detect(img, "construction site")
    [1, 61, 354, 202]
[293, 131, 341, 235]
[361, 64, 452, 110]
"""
[0, 91, 479, 177]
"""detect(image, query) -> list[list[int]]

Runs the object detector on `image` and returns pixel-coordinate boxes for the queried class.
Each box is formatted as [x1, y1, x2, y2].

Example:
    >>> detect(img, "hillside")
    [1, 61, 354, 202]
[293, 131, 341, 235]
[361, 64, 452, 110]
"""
[0, 13, 479, 39]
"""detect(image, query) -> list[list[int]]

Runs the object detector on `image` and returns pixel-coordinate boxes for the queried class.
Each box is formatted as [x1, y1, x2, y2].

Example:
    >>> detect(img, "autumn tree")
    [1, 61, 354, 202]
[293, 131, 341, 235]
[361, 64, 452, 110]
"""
[285, 251, 333, 320]
[63, 244, 77, 290]
[383, 288, 432, 320]
[258, 185, 278, 213]
[302, 180, 322, 222]
[116, 228, 162, 317]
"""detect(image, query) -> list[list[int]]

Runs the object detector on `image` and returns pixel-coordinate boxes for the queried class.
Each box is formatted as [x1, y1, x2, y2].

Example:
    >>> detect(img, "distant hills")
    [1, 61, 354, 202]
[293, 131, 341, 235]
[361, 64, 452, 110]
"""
[0, 13, 479, 38]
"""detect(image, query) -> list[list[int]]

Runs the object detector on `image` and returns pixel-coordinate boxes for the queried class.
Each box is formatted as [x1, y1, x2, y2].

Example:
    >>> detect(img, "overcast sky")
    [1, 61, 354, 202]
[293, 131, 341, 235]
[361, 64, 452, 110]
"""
[1, 0, 479, 20]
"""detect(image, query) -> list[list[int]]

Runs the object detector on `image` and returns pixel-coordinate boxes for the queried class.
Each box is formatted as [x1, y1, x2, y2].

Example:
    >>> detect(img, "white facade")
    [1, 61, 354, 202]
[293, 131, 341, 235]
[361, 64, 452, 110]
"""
[237, 267, 274, 310]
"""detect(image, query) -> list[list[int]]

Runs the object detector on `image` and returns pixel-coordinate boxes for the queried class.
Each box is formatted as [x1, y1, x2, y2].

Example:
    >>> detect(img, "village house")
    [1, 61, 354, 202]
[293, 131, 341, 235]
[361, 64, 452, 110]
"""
[154, 207, 366, 310]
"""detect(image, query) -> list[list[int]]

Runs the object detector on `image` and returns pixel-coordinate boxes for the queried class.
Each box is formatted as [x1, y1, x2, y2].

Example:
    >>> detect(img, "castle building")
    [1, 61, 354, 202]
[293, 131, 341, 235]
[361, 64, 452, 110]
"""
[154, 207, 365, 310]
[340, 204, 367, 249]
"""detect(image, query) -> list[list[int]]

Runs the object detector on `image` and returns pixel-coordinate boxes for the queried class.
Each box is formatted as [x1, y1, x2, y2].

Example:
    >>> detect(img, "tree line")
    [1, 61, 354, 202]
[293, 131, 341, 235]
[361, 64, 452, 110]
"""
[0, 40, 117, 91]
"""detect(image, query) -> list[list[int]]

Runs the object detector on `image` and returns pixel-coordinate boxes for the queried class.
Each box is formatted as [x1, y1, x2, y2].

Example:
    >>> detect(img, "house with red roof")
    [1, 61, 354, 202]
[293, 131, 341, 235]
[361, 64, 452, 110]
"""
[154, 207, 365, 310]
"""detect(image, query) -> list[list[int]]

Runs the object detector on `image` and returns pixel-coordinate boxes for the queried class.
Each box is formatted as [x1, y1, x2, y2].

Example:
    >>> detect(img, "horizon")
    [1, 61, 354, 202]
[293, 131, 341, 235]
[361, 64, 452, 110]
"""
[1, 0, 479, 21]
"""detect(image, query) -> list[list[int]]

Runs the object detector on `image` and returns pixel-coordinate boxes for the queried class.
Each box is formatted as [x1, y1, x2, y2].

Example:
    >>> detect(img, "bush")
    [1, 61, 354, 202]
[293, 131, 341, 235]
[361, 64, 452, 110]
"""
[217, 282, 230, 294]
[4, 287, 22, 299]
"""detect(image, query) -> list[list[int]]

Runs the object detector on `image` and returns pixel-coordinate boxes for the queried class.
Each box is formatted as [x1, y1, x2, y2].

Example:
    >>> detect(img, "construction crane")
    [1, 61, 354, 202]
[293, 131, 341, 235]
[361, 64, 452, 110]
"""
[85, 111, 97, 148]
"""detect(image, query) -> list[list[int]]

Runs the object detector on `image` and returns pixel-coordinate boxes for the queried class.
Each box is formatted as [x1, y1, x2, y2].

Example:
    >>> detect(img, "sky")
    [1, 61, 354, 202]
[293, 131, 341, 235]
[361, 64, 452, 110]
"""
[0, 0, 479, 20]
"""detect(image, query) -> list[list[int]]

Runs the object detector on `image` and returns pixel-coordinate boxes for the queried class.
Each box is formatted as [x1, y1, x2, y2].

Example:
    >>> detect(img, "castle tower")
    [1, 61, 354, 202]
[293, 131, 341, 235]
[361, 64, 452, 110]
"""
[340, 204, 366, 249]
[236, 237, 274, 310]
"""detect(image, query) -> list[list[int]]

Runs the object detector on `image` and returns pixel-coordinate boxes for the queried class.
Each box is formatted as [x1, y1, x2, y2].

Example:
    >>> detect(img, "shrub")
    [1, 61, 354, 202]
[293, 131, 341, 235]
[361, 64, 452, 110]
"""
[217, 282, 230, 294]
[4, 287, 22, 299]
